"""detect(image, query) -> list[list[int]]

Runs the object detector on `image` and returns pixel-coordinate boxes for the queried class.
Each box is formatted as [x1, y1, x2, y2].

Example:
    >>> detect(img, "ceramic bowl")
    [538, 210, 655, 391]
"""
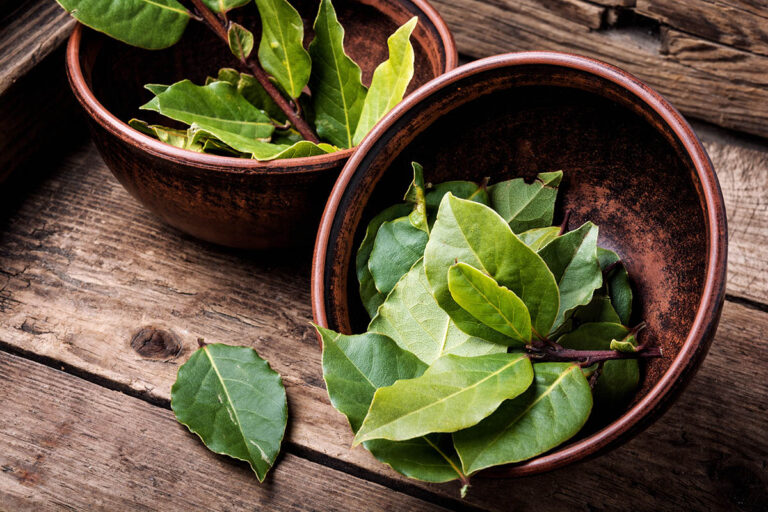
[312, 52, 727, 476]
[66, 0, 456, 249]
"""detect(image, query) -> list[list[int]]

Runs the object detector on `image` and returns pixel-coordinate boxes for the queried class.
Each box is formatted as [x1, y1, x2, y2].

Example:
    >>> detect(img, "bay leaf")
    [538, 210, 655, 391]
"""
[308, 0, 368, 148]
[518, 226, 560, 251]
[353, 353, 534, 444]
[228, 22, 254, 60]
[170, 343, 287, 482]
[352, 17, 417, 145]
[369, 259, 506, 364]
[453, 362, 592, 475]
[201, 0, 249, 13]
[447, 262, 531, 345]
[538, 221, 602, 331]
[368, 216, 428, 296]
[317, 326, 466, 483]
[140, 80, 276, 154]
[597, 247, 633, 325]
[254, 0, 312, 98]
[424, 194, 559, 342]
[488, 171, 562, 232]
[405, 162, 429, 234]
[356, 203, 413, 317]
[129, 118, 197, 150]
[556, 322, 639, 407]
[425, 181, 489, 211]
[572, 292, 622, 325]
[56, 0, 189, 50]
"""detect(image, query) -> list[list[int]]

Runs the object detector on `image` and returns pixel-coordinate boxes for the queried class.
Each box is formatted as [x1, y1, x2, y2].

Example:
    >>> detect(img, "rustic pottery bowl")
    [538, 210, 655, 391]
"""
[66, 0, 456, 249]
[312, 53, 727, 476]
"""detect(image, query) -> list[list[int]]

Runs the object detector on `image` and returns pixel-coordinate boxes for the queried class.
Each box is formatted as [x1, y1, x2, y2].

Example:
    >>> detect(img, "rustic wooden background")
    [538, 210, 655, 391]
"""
[0, 0, 767, 510]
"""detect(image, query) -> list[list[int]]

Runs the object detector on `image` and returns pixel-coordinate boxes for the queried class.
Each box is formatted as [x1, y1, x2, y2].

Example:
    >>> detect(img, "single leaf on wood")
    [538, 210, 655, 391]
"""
[597, 247, 634, 325]
[140, 80, 275, 154]
[170, 343, 287, 482]
[369, 259, 506, 364]
[518, 226, 560, 251]
[488, 171, 563, 232]
[447, 262, 531, 345]
[556, 322, 639, 407]
[201, 0, 249, 13]
[317, 326, 465, 483]
[308, 0, 368, 148]
[352, 17, 417, 145]
[453, 362, 592, 475]
[356, 203, 413, 317]
[424, 194, 559, 342]
[368, 217, 428, 296]
[538, 221, 603, 331]
[405, 162, 429, 234]
[228, 22, 254, 60]
[353, 353, 534, 444]
[56, 0, 189, 49]
[254, 0, 312, 98]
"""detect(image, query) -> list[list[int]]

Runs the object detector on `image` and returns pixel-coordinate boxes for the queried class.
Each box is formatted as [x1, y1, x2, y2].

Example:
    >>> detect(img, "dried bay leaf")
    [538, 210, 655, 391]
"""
[369, 259, 506, 364]
[171, 344, 287, 482]
[353, 353, 533, 444]
[453, 362, 592, 475]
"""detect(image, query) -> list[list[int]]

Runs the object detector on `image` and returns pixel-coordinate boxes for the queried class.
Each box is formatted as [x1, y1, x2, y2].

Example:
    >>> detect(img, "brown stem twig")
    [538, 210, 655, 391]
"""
[528, 344, 663, 367]
[186, 0, 319, 142]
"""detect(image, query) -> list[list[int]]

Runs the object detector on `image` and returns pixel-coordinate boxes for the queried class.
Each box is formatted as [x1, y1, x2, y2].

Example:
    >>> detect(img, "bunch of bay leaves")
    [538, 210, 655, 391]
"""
[316, 163, 656, 495]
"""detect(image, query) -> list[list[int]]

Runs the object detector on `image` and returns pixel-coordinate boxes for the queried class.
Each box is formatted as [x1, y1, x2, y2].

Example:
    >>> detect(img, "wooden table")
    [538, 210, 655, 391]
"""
[2, 2, 768, 511]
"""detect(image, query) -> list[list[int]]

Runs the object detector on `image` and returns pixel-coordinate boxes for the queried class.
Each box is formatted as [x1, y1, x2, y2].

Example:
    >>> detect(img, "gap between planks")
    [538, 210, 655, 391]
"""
[0, 135, 767, 510]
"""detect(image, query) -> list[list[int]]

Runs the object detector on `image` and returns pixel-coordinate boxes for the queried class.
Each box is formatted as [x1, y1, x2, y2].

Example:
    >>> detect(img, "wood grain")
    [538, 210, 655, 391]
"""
[0, 351, 448, 512]
[430, 0, 768, 139]
[0, 140, 766, 509]
[636, 0, 768, 57]
[0, 0, 73, 94]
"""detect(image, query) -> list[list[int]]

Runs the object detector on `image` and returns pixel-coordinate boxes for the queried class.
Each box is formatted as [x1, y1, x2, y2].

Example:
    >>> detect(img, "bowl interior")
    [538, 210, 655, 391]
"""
[321, 62, 711, 433]
[78, 0, 450, 128]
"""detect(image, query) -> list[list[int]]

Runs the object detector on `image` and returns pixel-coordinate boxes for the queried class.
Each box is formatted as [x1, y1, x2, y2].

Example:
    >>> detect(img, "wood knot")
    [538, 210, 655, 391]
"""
[130, 327, 182, 359]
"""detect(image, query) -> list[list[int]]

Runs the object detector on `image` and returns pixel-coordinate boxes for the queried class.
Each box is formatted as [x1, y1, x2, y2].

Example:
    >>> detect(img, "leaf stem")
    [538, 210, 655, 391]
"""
[186, 0, 319, 142]
[527, 344, 663, 366]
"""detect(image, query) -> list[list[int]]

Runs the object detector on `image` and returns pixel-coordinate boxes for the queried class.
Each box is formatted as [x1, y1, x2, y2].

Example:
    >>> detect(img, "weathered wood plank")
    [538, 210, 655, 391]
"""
[0, 351, 449, 512]
[636, 0, 768, 57]
[0, 0, 73, 94]
[1, 140, 767, 509]
[430, 0, 768, 139]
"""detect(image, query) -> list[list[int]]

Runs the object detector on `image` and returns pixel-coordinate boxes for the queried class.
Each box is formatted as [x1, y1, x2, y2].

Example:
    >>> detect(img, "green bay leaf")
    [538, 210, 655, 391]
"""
[453, 362, 592, 475]
[488, 171, 562, 232]
[353, 353, 534, 444]
[140, 80, 275, 154]
[201, 0, 249, 13]
[316, 326, 465, 483]
[405, 162, 429, 234]
[447, 262, 532, 345]
[254, 0, 312, 98]
[56, 0, 189, 50]
[356, 203, 413, 317]
[538, 221, 603, 331]
[518, 226, 560, 251]
[352, 17, 417, 145]
[370, 259, 506, 364]
[228, 22, 254, 60]
[557, 322, 639, 407]
[308, 0, 368, 148]
[424, 194, 559, 342]
[368, 216, 428, 296]
[170, 344, 287, 482]
[597, 247, 634, 325]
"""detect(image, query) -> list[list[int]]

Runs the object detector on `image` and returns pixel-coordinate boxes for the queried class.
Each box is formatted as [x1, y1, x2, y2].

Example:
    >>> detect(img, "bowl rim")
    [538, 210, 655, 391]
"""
[64, 0, 458, 175]
[312, 51, 727, 476]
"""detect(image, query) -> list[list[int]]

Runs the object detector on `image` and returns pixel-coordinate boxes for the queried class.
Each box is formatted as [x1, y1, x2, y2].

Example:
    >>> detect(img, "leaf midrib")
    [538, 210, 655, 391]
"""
[359, 355, 527, 440]
[457, 267, 526, 339]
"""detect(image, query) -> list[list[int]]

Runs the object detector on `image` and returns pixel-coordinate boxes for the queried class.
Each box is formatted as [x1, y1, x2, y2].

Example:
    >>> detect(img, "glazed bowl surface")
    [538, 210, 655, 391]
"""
[312, 52, 727, 476]
[66, 0, 457, 249]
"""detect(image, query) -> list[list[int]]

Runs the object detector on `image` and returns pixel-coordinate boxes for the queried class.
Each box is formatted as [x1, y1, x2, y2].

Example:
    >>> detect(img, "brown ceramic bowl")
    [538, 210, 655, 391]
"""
[65, 0, 456, 249]
[312, 53, 727, 477]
